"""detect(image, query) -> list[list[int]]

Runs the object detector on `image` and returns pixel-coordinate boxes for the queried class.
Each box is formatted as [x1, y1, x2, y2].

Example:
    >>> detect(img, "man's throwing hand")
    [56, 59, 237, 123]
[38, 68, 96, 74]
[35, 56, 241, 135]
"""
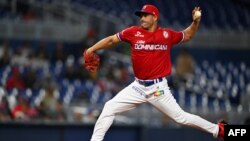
[83, 49, 100, 73]
[192, 7, 202, 22]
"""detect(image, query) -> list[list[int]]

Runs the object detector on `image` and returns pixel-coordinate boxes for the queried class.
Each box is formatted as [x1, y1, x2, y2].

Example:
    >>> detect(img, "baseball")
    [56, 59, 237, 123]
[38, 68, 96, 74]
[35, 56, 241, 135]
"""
[194, 11, 201, 17]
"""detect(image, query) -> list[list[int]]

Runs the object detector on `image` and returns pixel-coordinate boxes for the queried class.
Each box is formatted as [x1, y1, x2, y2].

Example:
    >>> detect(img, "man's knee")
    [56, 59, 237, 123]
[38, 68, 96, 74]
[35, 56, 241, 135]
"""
[102, 100, 116, 115]
[174, 112, 194, 124]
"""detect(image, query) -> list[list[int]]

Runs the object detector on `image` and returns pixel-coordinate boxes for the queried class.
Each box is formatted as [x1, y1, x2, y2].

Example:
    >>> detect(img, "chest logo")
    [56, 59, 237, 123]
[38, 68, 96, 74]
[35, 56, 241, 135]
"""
[135, 31, 144, 37]
[163, 31, 169, 39]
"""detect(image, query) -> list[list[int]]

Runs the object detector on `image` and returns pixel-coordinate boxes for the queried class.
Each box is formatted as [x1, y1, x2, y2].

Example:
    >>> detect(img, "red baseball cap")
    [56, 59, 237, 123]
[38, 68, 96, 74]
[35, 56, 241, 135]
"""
[135, 5, 160, 19]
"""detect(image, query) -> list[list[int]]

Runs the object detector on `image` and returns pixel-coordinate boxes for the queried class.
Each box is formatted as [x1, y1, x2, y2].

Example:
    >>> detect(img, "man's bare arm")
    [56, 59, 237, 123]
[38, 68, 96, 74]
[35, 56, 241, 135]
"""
[182, 7, 202, 42]
[86, 34, 120, 55]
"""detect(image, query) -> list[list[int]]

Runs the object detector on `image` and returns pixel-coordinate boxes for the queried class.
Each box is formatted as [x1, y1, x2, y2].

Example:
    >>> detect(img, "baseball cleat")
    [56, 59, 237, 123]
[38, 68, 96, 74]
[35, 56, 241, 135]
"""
[217, 120, 227, 140]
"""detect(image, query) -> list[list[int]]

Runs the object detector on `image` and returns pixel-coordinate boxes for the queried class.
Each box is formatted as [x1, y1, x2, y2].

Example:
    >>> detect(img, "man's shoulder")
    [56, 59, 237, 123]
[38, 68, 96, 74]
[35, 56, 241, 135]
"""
[121, 26, 141, 34]
[158, 27, 174, 31]
[125, 26, 140, 31]
[158, 27, 182, 35]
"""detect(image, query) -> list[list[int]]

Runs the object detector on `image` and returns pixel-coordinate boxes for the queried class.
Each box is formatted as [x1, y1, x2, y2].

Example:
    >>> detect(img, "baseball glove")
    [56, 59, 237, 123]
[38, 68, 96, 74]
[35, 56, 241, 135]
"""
[83, 49, 100, 73]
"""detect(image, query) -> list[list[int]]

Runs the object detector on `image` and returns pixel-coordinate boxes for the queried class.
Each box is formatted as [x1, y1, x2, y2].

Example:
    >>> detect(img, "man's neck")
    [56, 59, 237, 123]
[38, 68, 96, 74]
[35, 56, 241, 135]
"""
[148, 24, 158, 32]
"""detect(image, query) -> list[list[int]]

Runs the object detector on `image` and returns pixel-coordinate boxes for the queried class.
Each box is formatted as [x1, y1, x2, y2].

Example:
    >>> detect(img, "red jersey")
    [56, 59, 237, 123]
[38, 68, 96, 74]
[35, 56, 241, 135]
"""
[116, 26, 184, 80]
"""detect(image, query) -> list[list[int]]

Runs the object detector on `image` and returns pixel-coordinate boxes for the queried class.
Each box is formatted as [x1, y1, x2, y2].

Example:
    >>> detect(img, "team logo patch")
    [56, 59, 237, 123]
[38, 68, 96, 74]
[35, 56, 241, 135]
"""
[163, 31, 168, 39]
[153, 90, 164, 97]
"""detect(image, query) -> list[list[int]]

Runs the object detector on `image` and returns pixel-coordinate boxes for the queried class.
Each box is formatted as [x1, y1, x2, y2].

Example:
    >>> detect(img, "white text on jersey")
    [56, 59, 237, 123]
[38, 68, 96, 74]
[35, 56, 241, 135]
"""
[135, 44, 168, 50]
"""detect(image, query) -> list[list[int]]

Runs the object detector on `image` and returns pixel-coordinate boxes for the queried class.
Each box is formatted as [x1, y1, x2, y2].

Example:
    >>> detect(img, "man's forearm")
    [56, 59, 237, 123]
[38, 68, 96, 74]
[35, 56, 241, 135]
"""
[87, 37, 113, 54]
[182, 20, 200, 42]
[86, 35, 119, 55]
[182, 7, 201, 42]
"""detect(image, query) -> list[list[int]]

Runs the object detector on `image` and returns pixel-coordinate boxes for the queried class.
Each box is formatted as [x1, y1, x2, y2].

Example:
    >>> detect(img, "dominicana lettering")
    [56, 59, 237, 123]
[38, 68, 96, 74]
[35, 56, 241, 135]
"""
[135, 44, 167, 50]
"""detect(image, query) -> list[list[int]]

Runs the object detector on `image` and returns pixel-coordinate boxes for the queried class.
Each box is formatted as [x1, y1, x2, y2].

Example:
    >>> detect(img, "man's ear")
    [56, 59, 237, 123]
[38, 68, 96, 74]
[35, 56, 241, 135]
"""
[153, 15, 158, 22]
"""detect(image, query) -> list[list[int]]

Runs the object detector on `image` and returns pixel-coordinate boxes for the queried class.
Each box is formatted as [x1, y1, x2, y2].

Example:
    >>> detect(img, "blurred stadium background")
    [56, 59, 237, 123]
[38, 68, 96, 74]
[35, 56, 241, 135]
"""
[0, 0, 249, 141]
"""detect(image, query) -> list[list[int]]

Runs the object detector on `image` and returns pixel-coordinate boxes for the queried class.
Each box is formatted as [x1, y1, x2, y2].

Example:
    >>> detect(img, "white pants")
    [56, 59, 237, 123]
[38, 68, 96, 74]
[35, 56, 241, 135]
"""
[90, 78, 219, 141]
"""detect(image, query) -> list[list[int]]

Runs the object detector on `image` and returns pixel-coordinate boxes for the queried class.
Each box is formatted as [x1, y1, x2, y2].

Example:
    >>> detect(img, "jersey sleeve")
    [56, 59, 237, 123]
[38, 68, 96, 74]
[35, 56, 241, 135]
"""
[168, 29, 184, 45]
[116, 26, 135, 43]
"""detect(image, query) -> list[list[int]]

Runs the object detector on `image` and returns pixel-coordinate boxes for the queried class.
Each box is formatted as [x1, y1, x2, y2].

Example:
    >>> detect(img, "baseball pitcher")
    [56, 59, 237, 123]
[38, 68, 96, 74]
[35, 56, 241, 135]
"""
[84, 5, 226, 141]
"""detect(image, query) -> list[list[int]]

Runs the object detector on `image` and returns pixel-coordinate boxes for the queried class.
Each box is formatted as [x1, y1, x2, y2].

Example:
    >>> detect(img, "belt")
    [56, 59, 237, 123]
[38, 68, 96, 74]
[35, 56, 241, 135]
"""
[136, 77, 164, 87]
